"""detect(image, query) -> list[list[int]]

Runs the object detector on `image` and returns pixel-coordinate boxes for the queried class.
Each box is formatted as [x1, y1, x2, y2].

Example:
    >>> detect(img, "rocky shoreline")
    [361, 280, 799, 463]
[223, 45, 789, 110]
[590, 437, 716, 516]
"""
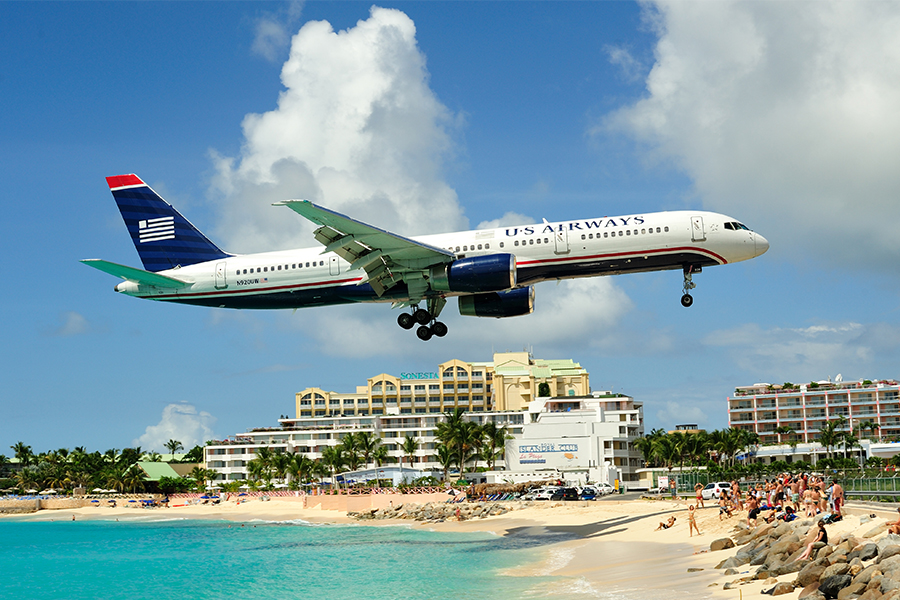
[349, 500, 522, 522]
[710, 516, 900, 599]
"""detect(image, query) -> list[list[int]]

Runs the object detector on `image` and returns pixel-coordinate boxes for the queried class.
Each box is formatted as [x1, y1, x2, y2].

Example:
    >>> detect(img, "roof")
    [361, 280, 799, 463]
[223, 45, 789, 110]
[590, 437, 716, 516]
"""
[137, 462, 182, 481]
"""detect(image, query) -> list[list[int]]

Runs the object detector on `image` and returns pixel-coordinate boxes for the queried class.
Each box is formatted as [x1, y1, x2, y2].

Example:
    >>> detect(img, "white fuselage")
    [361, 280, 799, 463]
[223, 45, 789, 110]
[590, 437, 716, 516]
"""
[114, 210, 768, 309]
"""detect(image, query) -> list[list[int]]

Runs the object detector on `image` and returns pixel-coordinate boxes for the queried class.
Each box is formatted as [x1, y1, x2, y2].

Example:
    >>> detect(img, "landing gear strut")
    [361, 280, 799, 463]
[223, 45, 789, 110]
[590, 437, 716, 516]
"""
[398, 297, 448, 341]
[681, 265, 698, 307]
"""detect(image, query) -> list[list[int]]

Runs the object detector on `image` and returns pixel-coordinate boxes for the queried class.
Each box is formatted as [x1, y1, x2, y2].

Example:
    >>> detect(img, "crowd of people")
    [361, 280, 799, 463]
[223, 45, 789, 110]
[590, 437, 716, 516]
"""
[691, 474, 845, 528]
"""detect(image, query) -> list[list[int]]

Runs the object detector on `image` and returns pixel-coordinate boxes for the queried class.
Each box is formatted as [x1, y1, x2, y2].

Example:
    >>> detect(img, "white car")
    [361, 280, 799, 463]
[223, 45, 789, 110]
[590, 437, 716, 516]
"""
[520, 487, 560, 501]
[594, 483, 615, 496]
[700, 481, 732, 501]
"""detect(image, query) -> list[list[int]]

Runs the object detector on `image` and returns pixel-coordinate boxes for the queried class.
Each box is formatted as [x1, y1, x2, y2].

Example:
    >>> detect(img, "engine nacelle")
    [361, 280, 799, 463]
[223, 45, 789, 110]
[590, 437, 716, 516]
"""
[458, 286, 535, 318]
[430, 254, 517, 293]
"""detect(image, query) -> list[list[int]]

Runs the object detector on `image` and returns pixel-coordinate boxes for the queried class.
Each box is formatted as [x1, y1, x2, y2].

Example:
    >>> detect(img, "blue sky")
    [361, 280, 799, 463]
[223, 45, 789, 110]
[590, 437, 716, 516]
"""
[3, 1, 900, 454]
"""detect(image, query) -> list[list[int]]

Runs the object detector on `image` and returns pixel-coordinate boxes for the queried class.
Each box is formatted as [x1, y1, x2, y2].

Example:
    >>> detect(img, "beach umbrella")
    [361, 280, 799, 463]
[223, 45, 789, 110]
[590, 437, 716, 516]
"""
[26, 489, 38, 493]
[92, 488, 104, 493]
[91, 500, 99, 503]
[238, 492, 248, 496]
[40, 489, 56, 495]
[128, 500, 136, 503]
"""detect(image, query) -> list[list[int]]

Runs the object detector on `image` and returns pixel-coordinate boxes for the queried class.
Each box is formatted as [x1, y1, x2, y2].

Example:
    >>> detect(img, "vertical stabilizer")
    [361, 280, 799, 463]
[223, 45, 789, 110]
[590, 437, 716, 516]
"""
[106, 174, 231, 272]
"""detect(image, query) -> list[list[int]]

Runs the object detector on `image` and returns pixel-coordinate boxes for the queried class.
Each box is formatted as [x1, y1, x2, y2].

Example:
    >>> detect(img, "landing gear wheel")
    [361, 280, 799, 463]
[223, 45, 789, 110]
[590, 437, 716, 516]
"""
[431, 321, 448, 337]
[397, 313, 415, 329]
[413, 309, 431, 325]
[681, 294, 693, 308]
[416, 325, 433, 341]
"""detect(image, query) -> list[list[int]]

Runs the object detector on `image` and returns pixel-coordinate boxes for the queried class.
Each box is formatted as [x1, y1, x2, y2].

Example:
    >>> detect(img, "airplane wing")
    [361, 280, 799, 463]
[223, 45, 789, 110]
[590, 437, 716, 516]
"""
[81, 259, 187, 287]
[275, 200, 454, 298]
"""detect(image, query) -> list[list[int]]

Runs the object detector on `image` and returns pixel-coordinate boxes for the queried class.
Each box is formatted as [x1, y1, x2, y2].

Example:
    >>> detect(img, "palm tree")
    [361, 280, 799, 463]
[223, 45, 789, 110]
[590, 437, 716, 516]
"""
[356, 431, 381, 470]
[480, 422, 513, 471]
[818, 419, 841, 461]
[124, 464, 148, 492]
[165, 439, 184, 462]
[188, 466, 215, 492]
[401, 436, 418, 469]
[435, 444, 455, 482]
[320, 446, 345, 487]
[271, 451, 290, 484]
[11, 442, 33, 467]
[340, 433, 362, 471]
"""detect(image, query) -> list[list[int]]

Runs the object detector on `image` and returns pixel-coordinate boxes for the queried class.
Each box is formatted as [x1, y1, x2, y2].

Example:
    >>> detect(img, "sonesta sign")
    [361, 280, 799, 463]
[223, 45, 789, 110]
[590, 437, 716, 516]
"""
[399, 372, 439, 380]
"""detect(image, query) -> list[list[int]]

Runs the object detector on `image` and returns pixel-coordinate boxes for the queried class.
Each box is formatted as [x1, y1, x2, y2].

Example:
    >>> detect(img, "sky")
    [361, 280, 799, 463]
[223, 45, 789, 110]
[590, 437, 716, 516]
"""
[3, 1, 900, 454]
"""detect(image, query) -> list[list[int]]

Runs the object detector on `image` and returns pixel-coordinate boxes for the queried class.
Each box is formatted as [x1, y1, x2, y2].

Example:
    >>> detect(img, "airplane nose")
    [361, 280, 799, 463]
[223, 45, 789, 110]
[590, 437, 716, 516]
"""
[754, 233, 769, 256]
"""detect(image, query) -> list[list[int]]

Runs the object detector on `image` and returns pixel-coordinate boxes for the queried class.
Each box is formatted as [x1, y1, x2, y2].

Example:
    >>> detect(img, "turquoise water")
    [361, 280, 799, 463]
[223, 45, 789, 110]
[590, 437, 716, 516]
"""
[0, 518, 568, 599]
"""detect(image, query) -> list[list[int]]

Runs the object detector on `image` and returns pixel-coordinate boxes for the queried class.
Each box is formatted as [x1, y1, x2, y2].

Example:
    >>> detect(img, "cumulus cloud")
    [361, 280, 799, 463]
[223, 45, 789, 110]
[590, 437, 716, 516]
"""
[51, 311, 90, 336]
[602, 1, 900, 271]
[701, 321, 900, 380]
[476, 212, 535, 230]
[210, 6, 465, 253]
[285, 277, 634, 358]
[606, 45, 645, 83]
[134, 403, 217, 452]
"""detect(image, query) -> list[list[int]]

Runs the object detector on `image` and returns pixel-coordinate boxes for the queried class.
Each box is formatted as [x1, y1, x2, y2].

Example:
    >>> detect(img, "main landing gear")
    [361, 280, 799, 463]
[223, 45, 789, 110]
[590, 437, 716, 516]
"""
[681, 265, 699, 308]
[397, 299, 448, 341]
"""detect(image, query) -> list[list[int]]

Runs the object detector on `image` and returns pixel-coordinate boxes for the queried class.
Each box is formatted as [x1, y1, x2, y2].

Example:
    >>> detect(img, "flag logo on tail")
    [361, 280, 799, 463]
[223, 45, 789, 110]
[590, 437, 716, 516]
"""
[139, 217, 175, 243]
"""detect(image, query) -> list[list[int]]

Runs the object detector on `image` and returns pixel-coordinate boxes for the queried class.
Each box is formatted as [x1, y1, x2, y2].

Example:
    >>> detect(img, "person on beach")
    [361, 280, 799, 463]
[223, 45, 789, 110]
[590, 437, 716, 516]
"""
[798, 520, 828, 561]
[718, 490, 732, 520]
[669, 478, 677, 499]
[656, 516, 676, 530]
[731, 481, 743, 511]
[832, 480, 844, 519]
[746, 495, 761, 527]
[688, 505, 700, 537]
[694, 483, 704, 508]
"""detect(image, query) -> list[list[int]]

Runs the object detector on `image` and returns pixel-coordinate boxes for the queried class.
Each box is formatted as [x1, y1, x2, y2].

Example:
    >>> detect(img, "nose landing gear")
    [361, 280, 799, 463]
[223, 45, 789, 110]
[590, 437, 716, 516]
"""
[681, 265, 699, 307]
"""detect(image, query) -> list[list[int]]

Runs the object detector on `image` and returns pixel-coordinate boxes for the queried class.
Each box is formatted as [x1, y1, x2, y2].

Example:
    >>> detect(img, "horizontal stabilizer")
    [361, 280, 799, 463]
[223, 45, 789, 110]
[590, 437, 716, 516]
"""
[80, 259, 186, 287]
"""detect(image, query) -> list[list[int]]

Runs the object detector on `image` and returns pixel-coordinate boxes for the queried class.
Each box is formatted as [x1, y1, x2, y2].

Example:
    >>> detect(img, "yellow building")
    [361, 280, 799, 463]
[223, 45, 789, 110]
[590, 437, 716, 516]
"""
[295, 352, 590, 418]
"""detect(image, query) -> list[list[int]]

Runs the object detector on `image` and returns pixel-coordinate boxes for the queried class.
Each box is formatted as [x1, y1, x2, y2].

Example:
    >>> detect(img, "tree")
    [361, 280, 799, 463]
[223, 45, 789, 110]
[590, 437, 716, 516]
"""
[165, 440, 183, 461]
[435, 444, 455, 482]
[11, 442, 33, 467]
[356, 431, 381, 471]
[538, 382, 551, 397]
[182, 445, 204, 463]
[339, 433, 362, 471]
[401, 436, 418, 469]
[818, 419, 841, 461]
[480, 422, 512, 471]
[320, 446, 345, 487]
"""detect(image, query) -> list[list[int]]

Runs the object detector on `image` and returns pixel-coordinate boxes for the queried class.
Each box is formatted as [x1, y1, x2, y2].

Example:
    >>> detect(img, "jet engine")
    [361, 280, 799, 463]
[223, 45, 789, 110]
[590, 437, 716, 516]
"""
[430, 254, 516, 293]
[458, 286, 535, 318]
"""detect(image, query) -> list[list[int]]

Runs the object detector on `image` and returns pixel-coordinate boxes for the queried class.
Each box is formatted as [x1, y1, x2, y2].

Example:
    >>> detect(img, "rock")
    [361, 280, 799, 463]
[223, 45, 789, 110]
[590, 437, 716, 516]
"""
[720, 556, 749, 569]
[798, 584, 824, 600]
[851, 565, 881, 586]
[863, 523, 888, 539]
[687, 567, 704, 573]
[819, 574, 853, 599]
[880, 546, 900, 563]
[849, 563, 862, 576]
[764, 577, 779, 584]
[882, 578, 900, 594]
[770, 560, 805, 577]
[836, 582, 866, 600]
[796, 562, 828, 587]
[857, 589, 882, 600]
[751, 549, 771, 566]
[822, 563, 852, 579]
[725, 568, 739, 575]
[771, 582, 796, 596]
[878, 555, 900, 573]
[711, 538, 736, 552]
[865, 576, 883, 592]
[851, 544, 879, 562]
[723, 582, 738, 590]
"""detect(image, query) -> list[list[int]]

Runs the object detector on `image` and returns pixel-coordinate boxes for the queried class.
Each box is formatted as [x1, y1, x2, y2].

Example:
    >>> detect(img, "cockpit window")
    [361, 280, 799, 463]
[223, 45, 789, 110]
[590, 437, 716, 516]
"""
[725, 221, 751, 231]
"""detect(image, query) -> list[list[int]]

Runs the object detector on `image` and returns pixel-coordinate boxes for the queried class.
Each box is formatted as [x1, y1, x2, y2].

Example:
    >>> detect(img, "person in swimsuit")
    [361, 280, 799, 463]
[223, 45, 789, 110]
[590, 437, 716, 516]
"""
[798, 520, 828, 560]
[688, 505, 701, 537]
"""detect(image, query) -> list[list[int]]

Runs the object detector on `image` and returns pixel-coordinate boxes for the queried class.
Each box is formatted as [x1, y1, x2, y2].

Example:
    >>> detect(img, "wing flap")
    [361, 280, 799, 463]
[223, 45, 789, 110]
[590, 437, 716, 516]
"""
[80, 259, 187, 288]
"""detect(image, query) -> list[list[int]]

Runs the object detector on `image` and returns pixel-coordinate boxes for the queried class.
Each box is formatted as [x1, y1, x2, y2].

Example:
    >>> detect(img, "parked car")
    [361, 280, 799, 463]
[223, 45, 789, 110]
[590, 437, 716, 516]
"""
[700, 481, 732, 501]
[549, 487, 580, 501]
[594, 482, 615, 496]
[578, 487, 597, 501]
[520, 487, 560, 501]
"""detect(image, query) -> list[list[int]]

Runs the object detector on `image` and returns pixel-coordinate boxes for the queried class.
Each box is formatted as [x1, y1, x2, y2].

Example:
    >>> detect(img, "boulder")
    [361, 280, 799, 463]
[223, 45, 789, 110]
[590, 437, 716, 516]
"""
[879, 545, 900, 563]
[835, 582, 866, 600]
[878, 555, 900, 573]
[851, 564, 881, 586]
[850, 544, 879, 562]
[770, 561, 805, 577]
[720, 556, 749, 570]
[711, 538, 736, 552]
[882, 578, 900, 594]
[822, 563, 852, 580]
[818, 574, 853, 599]
[771, 582, 796, 596]
[857, 589, 882, 600]
[797, 584, 824, 600]
[751, 549, 771, 566]
[862, 523, 888, 539]
[796, 562, 828, 587]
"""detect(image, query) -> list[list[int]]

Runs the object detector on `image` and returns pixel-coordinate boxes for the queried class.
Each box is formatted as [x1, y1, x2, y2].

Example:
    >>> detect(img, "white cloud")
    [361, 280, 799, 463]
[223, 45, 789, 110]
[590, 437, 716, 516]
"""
[476, 212, 535, 230]
[606, 45, 645, 83]
[210, 6, 465, 253]
[134, 404, 217, 452]
[603, 1, 900, 271]
[285, 277, 634, 358]
[251, 1, 305, 62]
[655, 400, 708, 428]
[52, 311, 90, 336]
[701, 320, 900, 380]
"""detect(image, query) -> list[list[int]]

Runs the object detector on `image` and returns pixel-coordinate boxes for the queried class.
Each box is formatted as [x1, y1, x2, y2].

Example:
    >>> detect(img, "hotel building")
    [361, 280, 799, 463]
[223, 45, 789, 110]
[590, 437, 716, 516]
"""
[205, 352, 644, 484]
[727, 379, 900, 445]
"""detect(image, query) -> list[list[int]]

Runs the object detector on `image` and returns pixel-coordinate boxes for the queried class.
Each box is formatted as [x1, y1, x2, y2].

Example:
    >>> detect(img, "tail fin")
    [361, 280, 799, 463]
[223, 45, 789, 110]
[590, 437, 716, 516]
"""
[106, 174, 231, 272]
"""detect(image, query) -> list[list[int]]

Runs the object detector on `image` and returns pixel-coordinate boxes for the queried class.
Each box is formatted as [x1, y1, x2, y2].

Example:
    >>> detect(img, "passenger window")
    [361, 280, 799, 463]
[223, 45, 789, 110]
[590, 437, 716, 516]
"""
[463, 245, 467, 251]
[320, 261, 324, 266]
[633, 230, 637, 235]
[277, 265, 282, 270]
[477, 244, 482, 250]
[656, 227, 661, 233]
[485, 243, 490, 249]
[455, 246, 460, 252]
[243, 269, 247, 274]
[536, 238, 541, 244]
[514, 240, 519, 246]
[641, 229, 645, 234]
[529, 239, 534, 245]
[604, 232, 608, 238]
[544, 238, 549, 244]
[581, 234, 586, 240]
[626, 230, 631, 236]
[498, 242, 503, 248]
[264, 267, 268, 272]
[664, 227, 669, 232]
[305, 262, 310, 267]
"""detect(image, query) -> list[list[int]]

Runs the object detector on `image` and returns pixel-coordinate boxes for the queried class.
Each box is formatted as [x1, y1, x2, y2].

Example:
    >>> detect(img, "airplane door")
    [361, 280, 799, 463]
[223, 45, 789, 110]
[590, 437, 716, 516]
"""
[215, 262, 227, 289]
[554, 228, 570, 254]
[329, 255, 340, 276]
[691, 216, 706, 241]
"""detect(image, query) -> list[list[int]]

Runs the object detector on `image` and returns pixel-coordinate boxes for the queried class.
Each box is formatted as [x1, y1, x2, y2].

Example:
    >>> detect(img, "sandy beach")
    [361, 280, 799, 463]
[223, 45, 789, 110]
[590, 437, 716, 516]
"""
[4, 495, 889, 599]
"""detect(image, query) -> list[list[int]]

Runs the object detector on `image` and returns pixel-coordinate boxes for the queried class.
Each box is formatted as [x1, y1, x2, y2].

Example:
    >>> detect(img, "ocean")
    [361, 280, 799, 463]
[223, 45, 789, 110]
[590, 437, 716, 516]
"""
[0, 517, 587, 599]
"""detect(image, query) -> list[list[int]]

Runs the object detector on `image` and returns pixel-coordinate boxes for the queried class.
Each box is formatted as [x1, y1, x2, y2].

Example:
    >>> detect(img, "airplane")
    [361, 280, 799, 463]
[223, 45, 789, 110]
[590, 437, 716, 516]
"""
[82, 174, 769, 341]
